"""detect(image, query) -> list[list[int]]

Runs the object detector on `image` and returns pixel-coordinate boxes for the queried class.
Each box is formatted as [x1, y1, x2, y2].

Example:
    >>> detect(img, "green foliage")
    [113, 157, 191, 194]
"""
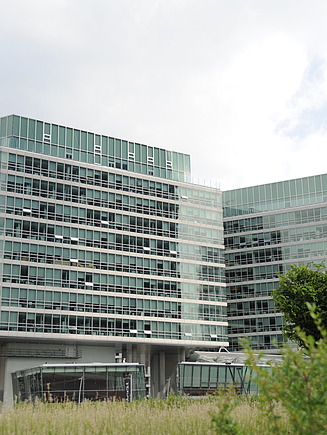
[211, 390, 244, 435]
[243, 306, 327, 435]
[273, 263, 327, 346]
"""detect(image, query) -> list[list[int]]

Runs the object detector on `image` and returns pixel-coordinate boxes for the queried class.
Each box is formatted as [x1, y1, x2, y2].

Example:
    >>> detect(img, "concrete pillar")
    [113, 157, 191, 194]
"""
[151, 354, 159, 397]
[126, 344, 132, 363]
[132, 346, 138, 363]
[0, 357, 6, 402]
[137, 344, 146, 365]
[115, 344, 122, 363]
[159, 350, 165, 397]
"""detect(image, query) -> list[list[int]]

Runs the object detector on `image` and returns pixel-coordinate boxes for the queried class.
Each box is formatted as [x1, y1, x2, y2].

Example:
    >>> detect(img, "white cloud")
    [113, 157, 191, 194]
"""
[2, 0, 327, 190]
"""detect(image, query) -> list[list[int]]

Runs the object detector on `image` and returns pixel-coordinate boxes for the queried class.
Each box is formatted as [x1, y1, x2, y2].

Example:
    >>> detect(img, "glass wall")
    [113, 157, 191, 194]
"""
[224, 175, 327, 217]
[224, 174, 327, 350]
[12, 364, 146, 402]
[0, 114, 227, 348]
[176, 363, 260, 396]
[0, 115, 191, 183]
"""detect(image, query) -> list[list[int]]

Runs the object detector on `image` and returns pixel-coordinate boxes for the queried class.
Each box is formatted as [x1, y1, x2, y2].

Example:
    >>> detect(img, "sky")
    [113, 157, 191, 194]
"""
[1, 0, 327, 190]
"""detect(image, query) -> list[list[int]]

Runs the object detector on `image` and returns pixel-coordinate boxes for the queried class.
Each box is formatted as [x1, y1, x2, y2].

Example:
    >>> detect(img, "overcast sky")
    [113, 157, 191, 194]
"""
[1, 0, 327, 190]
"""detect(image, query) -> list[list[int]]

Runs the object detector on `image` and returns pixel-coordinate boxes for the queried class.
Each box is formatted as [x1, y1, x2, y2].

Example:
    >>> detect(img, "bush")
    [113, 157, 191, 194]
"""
[243, 304, 327, 435]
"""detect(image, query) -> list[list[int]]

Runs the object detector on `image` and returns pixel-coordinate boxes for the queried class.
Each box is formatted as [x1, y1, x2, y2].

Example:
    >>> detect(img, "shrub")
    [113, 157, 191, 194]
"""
[243, 304, 327, 435]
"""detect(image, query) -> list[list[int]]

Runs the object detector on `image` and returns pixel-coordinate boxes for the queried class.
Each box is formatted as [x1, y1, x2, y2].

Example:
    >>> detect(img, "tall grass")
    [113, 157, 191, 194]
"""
[0, 396, 289, 435]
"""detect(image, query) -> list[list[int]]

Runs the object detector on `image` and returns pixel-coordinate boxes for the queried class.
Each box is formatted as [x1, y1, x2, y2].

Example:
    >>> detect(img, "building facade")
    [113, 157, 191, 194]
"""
[2, 112, 326, 401]
[224, 176, 327, 351]
[0, 114, 227, 403]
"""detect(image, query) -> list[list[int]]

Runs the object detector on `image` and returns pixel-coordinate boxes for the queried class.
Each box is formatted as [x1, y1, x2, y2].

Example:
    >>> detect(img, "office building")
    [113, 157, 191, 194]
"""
[0, 114, 227, 403]
[2, 112, 326, 402]
[224, 175, 327, 351]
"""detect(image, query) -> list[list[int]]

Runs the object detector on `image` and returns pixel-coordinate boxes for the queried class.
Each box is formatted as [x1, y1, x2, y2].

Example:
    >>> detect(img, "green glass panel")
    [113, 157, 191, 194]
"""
[20, 118, 28, 138]
[13, 115, 20, 136]
[81, 131, 87, 150]
[0, 116, 7, 137]
[87, 133, 94, 151]
[135, 144, 140, 162]
[28, 119, 35, 139]
[36, 121, 43, 141]
[141, 145, 147, 163]
[51, 125, 58, 144]
[102, 136, 108, 154]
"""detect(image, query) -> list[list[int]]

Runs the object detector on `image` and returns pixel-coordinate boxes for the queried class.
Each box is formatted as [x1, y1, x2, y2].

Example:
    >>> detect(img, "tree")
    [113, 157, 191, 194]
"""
[273, 263, 327, 347]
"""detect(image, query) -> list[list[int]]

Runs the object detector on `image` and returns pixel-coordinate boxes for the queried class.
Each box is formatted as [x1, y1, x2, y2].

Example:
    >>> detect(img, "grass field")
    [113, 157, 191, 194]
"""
[0, 396, 290, 435]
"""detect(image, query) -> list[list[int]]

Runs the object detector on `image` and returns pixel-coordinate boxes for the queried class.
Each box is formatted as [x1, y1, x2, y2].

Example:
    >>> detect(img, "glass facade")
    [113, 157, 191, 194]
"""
[12, 363, 146, 402]
[0, 115, 227, 347]
[0, 115, 191, 182]
[175, 362, 260, 396]
[4, 113, 327, 400]
[223, 175, 327, 350]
